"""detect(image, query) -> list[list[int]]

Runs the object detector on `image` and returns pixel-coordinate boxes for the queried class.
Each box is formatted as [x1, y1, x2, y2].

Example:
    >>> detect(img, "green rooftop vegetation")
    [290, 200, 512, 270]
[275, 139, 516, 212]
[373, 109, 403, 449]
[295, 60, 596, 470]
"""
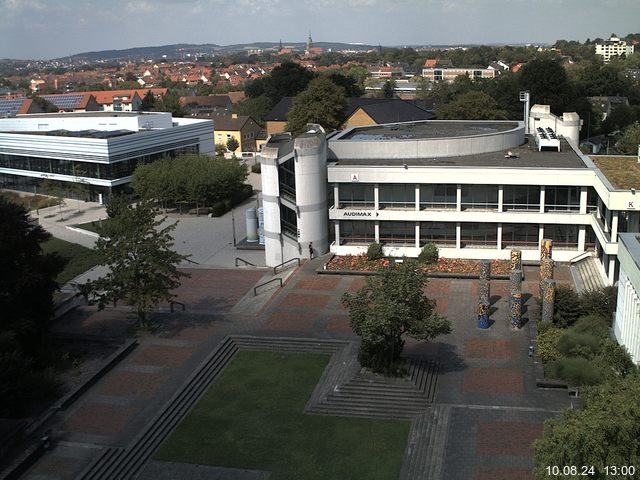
[592, 156, 640, 190]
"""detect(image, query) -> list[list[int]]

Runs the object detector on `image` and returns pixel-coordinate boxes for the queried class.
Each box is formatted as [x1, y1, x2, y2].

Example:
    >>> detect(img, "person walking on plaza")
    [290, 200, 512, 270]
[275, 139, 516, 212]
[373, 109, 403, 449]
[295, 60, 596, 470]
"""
[309, 242, 314, 259]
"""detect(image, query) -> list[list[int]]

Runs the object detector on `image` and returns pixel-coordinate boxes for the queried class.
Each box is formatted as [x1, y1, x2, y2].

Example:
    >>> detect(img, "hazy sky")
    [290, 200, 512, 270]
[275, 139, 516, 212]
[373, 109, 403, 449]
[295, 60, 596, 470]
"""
[1, 0, 639, 59]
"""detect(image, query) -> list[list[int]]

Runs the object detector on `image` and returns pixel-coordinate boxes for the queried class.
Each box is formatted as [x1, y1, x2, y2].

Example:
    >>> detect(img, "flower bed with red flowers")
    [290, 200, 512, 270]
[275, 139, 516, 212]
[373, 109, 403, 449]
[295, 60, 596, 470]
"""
[325, 254, 511, 276]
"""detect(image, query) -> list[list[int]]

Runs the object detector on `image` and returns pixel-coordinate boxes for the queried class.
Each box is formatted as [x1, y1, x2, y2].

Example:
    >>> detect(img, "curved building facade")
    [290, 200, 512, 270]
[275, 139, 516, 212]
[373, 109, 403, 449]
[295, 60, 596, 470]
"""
[258, 112, 640, 286]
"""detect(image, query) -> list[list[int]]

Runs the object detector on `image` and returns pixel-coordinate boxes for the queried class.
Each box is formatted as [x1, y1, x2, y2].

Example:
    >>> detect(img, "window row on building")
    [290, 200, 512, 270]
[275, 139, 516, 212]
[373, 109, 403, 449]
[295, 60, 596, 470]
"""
[336, 184, 599, 213]
[0, 144, 199, 181]
[337, 220, 596, 250]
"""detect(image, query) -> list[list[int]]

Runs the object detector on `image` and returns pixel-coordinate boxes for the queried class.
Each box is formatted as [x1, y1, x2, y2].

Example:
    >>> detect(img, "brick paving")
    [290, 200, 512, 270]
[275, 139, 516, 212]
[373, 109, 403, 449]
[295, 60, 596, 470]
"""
[25, 259, 575, 479]
[463, 368, 525, 394]
[476, 421, 543, 456]
[130, 344, 195, 368]
[94, 370, 169, 400]
[264, 310, 321, 331]
[63, 403, 137, 436]
[474, 466, 536, 480]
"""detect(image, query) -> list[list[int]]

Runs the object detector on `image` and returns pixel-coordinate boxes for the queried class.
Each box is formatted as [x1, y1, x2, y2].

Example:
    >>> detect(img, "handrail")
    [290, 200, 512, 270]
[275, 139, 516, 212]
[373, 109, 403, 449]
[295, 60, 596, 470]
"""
[254, 277, 283, 296]
[273, 257, 300, 274]
[569, 250, 593, 264]
[235, 257, 257, 267]
[169, 300, 185, 312]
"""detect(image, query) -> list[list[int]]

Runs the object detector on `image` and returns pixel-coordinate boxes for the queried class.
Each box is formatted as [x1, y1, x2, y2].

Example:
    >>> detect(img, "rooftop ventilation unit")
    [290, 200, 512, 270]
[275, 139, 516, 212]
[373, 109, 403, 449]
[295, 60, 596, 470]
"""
[535, 127, 560, 152]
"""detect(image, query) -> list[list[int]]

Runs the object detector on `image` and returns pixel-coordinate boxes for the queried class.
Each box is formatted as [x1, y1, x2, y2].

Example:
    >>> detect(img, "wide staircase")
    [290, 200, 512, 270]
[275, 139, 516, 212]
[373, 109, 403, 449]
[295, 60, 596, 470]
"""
[77, 336, 443, 480]
[571, 255, 607, 293]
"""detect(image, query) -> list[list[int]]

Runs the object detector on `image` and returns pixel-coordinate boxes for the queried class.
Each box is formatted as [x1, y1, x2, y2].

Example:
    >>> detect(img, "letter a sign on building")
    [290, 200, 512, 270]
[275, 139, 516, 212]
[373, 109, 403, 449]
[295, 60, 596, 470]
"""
[351, 173, 359, 182]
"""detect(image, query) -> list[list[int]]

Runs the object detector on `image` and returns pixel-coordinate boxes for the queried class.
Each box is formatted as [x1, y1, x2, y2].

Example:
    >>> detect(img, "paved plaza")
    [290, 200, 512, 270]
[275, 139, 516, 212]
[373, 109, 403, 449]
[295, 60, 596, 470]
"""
[22, 259, 573, 480]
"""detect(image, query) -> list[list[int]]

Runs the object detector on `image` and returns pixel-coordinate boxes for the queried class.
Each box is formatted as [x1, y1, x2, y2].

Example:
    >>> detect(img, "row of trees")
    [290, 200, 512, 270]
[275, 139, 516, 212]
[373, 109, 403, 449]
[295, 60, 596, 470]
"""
[130, 154, 249, 212]
[533, 285, 640, 477]
[0, 198, 64, 417]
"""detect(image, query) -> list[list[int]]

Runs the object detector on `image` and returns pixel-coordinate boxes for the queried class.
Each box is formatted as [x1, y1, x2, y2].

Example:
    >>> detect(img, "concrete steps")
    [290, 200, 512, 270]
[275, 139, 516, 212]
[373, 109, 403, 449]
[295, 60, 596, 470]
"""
[76, 337, 239, 480]
[571, 256, 607, 293]
[399, 404, 452, 480]
[307, 357, 439, 420]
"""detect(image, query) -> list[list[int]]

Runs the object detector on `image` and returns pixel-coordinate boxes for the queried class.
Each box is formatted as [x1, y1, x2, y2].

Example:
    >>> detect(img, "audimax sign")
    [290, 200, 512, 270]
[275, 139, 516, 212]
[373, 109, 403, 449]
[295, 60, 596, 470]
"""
[341, 211, 379, 217]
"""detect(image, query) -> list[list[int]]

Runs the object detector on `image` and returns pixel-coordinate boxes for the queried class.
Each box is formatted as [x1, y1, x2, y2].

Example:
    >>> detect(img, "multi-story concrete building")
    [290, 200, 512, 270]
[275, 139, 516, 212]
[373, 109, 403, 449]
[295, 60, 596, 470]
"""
[614, 233, 640, 364]
[258, 106, 640, 286]
[0, 111, 213, 202]
[421, 67, 496, 83]
[595, 36, 635, 63]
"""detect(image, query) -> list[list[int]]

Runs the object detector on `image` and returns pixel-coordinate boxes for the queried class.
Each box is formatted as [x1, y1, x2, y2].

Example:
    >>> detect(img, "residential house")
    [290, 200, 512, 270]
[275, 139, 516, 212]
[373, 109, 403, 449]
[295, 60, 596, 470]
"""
[39, 93, 101, 112]
[0, 98, 43, 117]
[180, 95, 233, 117]
[211, 114, 262, 153]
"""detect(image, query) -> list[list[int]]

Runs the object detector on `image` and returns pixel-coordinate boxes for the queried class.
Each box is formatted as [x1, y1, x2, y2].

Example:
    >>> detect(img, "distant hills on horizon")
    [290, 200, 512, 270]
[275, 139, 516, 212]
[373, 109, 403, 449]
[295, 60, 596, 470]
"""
[53, 40, 545, 62]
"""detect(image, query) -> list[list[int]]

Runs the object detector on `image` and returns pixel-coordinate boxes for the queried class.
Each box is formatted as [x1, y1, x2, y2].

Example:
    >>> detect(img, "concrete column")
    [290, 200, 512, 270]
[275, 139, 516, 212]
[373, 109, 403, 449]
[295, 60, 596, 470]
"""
[456, 222, 461, 249]
[538, 224, 544, 249]
[415, 222, 420, 248]
[604, 209, 610, 233]
[498, 185, 504, 212]
[457, 184, 462, 212]
[597, 197, 602, 221]
[415, 184, 420, 212]
[375, 221, 380, 243]
[497, 223, 503, 250]
[539, 186, 546, 213]
[578, 226, 586, 251]
[611, 212, 619, 242]
[334, 220, 340, 246]
[579, 186, 588, 215]
[608, 257, 616, 284]
[333, 183, 339, 208]
[374, 184, 379, 211]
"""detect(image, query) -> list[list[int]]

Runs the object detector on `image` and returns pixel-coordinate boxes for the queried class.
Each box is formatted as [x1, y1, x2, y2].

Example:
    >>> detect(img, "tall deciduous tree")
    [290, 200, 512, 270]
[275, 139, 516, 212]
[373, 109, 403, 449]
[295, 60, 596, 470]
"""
[0, 198, 64, 417]
[534, 375, 640, 479]
[342, 262, 451, 373]
[436, 90, 508, 120]
[617, 121, 640, 154]
[87, 201, 190, 326]
[285, 77, 347, 135]
[519, 57, 574, 114]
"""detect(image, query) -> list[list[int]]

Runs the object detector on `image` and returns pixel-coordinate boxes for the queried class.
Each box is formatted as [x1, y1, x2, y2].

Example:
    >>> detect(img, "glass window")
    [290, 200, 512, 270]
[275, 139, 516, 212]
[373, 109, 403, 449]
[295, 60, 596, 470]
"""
[50, 159, 74, 176]
[461, 185, 498, 210]
[379, 184, 415, 209]
[420, 184, 456, 209]
[544, 224, 578, 249]
[379, 221, 415, 246]
[587, 187, 599, 213]
[503, 185, 540, 211]
[340, 220, 375, 244]
[420, 222, 456, 246]
[502, 223, 539, 248]
[281, 206, 297, 239]
[545, 186, 580, 212]
[338, 184, 374, 208]
[461, 223, 497, 247]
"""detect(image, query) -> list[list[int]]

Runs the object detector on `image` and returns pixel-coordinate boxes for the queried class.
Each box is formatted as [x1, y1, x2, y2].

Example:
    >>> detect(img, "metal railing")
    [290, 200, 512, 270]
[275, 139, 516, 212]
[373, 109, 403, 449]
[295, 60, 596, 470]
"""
[273, 257, 300, 275]
[169, 300, 185, 312]
[235, 257, 256, 267]
[254, 277, 283, 296]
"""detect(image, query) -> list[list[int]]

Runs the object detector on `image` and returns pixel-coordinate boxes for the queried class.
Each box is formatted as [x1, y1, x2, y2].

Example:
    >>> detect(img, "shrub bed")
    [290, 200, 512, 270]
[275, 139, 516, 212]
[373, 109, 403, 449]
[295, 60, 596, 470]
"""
[326, 254, 510, 275]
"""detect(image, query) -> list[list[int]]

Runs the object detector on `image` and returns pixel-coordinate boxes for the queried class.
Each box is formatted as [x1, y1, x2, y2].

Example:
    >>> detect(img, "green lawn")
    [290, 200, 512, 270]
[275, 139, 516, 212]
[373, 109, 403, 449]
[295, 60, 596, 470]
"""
[155, 351, 410, 480]
[74, 218, 113, 234]
[41, 237, 102, 284]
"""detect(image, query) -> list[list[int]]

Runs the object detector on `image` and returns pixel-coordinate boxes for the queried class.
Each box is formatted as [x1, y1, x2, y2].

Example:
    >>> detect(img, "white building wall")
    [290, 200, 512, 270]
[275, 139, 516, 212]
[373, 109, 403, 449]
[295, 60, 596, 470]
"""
[294, 133, 328, 258]
[614, 234, 640, 363]
[259, 145, 283, 267]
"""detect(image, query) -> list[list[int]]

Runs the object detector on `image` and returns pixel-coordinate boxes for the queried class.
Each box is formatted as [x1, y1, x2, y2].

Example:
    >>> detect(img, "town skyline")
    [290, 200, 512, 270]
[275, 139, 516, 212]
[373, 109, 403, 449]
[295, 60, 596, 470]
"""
[1, 0, 639, 60]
